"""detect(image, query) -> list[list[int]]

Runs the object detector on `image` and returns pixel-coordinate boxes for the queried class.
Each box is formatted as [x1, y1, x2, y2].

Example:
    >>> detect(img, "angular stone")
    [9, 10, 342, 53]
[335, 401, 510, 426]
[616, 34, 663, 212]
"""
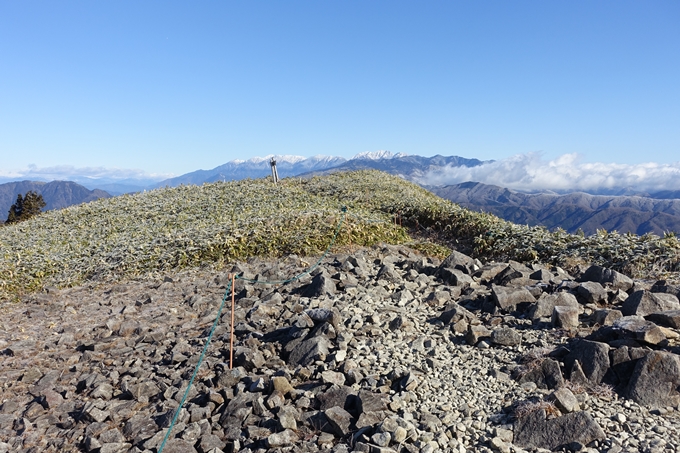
[518, 358, 564, 390]
[564, 339, 610, 384]
[549, 388, 579, 413]
[318, 385, 357, 411]
[271, 376, 294, 395]
[160, 438, 199, 453]
[357, 389, 389, 414]
[491, 327, 521, 346]
[613, 316, 667, 346]
[529, 292, 580, 320]
[622, 290, 680, 317]
[438, 268, 474, 287]
[579, 265, 634, 291]
[122, 413, 158, 441]
[439, 251, 477, 274]
[627, 351, 680, 407]
[377, 263, 402, 283]
[306, 308, 342, 328]
[325, 405, 353, 436]
[198, 434, 226, 453]
[321, 370, 346, 386]
[552, 305, 580, 328]
[514, 409, 605, 450]
[576, 281, 608, 304]
[277, 405, 298, 430]
[439, 303, 476, 326]
[302, 271, 336, 298]
[100, 443, 133, 453]
[466, 325, 492, 345]
[593, 309, 623, 326]
[287, 336, 330, 367]
[646, 310, 680, 328]
[492, 285, 535, 312]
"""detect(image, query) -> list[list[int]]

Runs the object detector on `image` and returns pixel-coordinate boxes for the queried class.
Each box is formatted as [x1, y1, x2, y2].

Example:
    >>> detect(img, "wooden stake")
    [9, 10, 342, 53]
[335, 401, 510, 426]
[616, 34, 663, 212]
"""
[230, 273, 236, 369]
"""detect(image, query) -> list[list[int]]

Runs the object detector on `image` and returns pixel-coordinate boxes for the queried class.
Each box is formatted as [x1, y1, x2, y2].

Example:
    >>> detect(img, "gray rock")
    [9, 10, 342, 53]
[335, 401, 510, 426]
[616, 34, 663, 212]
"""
[306, 308, 342, 328]
[198, 434, 226, 453]
[466, 325, 492, 345]
[159, 438, 198, 453]
[99, 443, 133, 453]
[439, 303, 476, 326]
[613, 316, 667, 346]
[549, 388, 580, 413]
[491, 327, 521, 346]
[552, 305, 580, 328]
[325, 405, 353, 436]
[514, 409, 605, 450]
[622, 290, 680, 317]
[627, 351, 680, 407]
[593, 309, 623, 326]
[518, 358, 565, 390]
[646, 310, 680, 328]
[579, 265, 634, 291]
[302, 271, 336, 297]
[577, 281, 608, 304]
[439, 251, 477, 274]
[492, 285, 535, 312]
[438, 268, 474, 287]
[529, 292, 580, 320]
[564, 339, 610, 384]
[287, 335, 330, 366]
[377, 263, 402, 283]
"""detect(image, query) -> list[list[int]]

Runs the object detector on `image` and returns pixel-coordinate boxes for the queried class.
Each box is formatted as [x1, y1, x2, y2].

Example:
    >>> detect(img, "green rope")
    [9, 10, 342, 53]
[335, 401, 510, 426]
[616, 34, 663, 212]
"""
[157, 206, 346, 452]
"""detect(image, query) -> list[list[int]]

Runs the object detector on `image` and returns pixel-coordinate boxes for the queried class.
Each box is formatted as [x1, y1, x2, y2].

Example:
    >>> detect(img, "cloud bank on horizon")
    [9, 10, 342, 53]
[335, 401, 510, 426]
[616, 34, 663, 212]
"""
[0, 164, 172, 184]
[418, 153, 680, 193]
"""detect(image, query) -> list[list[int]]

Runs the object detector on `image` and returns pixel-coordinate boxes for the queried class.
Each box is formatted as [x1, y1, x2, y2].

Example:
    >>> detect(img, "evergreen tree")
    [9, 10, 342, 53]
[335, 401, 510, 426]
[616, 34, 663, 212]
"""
[6, 191, 46, 224]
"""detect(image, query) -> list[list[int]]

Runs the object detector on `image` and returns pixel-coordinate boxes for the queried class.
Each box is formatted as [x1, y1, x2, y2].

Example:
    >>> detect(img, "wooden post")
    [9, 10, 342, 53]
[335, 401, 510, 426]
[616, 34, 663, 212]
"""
[230, 273, 236, 369]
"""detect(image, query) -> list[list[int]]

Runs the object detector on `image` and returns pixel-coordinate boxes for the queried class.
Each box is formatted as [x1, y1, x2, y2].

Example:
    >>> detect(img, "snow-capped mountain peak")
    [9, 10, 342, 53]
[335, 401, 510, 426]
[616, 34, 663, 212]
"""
[352, 150, 404, 160]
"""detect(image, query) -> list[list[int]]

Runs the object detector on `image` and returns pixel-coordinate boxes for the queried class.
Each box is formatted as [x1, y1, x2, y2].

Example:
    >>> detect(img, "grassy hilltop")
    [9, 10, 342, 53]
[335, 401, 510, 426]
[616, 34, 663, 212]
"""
[2, 170, 680, 302]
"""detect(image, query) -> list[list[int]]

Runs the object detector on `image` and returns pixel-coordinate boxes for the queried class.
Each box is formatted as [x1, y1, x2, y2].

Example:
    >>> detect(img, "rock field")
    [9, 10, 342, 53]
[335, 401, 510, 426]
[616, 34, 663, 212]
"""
[2, 244, 680, 453]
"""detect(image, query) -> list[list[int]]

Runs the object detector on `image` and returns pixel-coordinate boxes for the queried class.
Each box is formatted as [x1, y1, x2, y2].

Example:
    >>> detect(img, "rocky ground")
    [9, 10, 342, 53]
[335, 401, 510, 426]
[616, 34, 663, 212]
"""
[2, 244, 680, 453]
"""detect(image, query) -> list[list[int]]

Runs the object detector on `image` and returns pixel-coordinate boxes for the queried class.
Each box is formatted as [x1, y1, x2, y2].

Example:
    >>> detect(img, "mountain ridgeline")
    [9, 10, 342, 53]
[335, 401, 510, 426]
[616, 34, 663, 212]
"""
[0, 180, 111, 222]
[430, 182, 680, 236]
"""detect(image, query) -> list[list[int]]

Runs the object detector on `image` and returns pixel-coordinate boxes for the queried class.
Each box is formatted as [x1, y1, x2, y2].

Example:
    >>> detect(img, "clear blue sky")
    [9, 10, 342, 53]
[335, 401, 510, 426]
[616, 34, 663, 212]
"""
[1, 1, 679, 176]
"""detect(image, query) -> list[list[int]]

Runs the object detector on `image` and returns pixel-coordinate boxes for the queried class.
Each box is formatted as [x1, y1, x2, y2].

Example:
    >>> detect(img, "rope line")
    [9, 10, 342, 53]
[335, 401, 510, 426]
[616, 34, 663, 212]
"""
[157, 206, 346, 452]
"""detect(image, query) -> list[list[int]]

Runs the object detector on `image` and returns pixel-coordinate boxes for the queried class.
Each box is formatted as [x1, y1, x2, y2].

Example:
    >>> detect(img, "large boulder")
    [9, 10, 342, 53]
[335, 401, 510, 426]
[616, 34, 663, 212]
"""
[529, 292, 580, 320]
[564, 339, 610, 384]
[579, 265, 634, 291]
[514, 409, 605, 450]
[627, 351, 680, 408]
[492, 285, 535, 312]
[622, 290, 680, 317]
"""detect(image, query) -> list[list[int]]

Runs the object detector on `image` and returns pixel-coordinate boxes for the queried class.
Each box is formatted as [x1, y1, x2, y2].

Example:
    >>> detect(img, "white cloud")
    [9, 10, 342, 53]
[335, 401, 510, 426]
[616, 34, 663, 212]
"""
[417, 152, 680, 193]
[0, 165, 173, 183]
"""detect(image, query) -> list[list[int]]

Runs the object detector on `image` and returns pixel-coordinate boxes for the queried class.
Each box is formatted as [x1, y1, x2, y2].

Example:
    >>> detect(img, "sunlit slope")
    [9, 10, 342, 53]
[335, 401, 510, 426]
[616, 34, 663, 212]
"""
[2, 171, 679, 301]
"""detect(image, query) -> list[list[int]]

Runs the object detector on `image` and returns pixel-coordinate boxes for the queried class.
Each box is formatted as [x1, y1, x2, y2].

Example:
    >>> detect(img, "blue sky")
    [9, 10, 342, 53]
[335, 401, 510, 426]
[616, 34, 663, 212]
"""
[1, 1, 679, 179]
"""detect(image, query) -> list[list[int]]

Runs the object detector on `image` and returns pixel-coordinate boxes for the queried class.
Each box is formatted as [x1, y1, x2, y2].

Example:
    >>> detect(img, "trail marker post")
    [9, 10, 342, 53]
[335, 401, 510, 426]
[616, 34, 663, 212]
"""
[270, 158, 279, 185]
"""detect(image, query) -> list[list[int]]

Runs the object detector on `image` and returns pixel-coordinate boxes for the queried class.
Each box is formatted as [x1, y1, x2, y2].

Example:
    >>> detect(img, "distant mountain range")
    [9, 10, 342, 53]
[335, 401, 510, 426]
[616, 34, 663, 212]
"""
[430, 182, 680, 236]
[3, 152, 680, 235]
[0, 181, 111, 222]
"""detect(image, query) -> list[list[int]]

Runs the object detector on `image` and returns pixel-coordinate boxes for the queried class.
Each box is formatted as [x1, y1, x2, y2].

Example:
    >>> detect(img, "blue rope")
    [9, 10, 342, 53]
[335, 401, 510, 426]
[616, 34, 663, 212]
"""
[157, 206, 346, 452]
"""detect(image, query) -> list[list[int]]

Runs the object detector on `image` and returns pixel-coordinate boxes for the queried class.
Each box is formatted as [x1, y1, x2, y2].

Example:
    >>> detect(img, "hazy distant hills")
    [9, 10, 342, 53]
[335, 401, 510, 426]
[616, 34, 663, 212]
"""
[3, 152, 680, 235]
[430, 181, 680, 236]
[0, 180, 111, 220]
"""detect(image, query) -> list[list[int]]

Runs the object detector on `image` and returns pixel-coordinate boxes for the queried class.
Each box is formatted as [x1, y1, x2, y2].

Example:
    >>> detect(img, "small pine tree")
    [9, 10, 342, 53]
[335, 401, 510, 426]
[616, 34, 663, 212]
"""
[6, 191, 46, 224]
